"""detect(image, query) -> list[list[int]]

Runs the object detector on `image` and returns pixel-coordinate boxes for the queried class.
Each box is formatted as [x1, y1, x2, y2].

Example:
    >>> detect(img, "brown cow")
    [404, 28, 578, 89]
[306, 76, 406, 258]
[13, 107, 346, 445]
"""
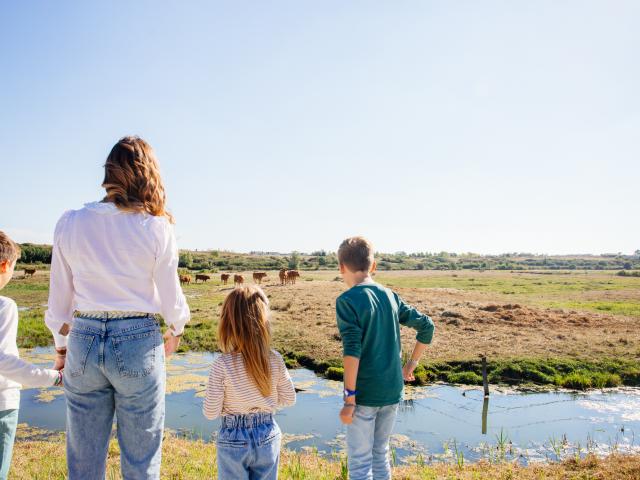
[24, 268, 36, 278]
[279, 268, 288, 286]
[252, 272, 267, 284]
[287, 270, 300, 285]
[195, 274, 211, 283]
[234, 274, 244, 286]
[179, 274, 191, 285]
[220, 273, 230, 285]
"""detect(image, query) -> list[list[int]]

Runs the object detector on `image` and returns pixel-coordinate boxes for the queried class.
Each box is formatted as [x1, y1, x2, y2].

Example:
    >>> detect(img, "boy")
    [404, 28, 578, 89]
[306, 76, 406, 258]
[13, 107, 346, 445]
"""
[336, 236, 434, 480]
[0, 231, 62, 480]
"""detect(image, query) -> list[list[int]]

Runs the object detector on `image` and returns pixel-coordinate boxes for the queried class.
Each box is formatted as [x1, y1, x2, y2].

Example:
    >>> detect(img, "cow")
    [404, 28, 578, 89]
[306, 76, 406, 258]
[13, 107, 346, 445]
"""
[252, 272, 267, 284]
[287, 270, 300, 285]
[234, 274, 244, 286]
[179, 274, 191, 285]
[220, 273, 230, 285]
[279, 268, 288, 286]
[24, 268, 36, 278]
[195, 274, 211, 283]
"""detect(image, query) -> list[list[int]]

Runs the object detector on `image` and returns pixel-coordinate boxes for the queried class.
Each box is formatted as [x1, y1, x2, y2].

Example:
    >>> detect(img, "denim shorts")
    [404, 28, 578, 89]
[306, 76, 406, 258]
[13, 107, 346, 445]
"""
[217, 412, 281, 480]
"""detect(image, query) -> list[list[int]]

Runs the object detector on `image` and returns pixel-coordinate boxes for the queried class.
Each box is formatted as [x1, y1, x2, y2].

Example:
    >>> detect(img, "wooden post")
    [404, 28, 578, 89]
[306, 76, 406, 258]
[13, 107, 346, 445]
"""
[481, 355, 489, 397]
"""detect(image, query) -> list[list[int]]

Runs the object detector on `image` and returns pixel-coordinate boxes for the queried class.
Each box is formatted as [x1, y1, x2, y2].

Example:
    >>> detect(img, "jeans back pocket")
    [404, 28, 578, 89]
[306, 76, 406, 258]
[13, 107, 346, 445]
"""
[111, 328, 161, 378]
[67, 332, 95, 377]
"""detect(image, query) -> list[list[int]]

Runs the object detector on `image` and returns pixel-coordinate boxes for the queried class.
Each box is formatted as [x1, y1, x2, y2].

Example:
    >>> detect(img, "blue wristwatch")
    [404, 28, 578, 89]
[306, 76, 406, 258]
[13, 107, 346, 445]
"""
[343, 388, 357, 398]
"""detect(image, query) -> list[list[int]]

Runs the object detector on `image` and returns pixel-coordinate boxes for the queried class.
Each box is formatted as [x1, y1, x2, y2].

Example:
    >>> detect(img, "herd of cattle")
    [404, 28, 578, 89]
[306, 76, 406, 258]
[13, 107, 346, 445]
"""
[179, 268, 301, 287]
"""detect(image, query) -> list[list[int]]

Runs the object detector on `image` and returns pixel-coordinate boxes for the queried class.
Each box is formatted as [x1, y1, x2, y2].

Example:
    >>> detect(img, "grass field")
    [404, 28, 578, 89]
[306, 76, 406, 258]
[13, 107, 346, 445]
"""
[5, 269, 640, 388]
[11, 426, 640, 480]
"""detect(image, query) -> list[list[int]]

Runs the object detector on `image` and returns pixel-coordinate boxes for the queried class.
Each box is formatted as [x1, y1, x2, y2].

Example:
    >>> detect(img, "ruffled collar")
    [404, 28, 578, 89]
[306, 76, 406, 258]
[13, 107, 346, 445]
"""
[83, 201, 120, 214]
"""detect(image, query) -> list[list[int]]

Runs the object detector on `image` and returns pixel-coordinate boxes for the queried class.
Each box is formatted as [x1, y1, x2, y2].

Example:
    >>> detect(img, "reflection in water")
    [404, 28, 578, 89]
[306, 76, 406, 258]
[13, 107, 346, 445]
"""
[16, 349, 640, 464]
[481, 397, 488, 435]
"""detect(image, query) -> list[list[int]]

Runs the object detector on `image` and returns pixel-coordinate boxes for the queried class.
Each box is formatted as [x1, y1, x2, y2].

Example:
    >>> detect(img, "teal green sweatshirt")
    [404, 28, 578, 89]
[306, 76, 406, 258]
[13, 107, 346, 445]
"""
[336, 282, 435, 407]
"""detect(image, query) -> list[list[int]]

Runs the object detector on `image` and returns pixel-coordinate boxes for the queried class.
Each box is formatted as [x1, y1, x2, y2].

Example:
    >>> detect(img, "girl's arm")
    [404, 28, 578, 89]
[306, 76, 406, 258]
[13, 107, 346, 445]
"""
[203, 359, 225, 420]
[0, 300, 59, 387]
[276, 356, 296, 408]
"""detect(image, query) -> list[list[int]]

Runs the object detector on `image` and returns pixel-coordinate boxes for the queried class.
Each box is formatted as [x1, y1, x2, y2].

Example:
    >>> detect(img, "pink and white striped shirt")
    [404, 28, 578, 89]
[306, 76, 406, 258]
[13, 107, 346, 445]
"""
[203, 350, 296, 420]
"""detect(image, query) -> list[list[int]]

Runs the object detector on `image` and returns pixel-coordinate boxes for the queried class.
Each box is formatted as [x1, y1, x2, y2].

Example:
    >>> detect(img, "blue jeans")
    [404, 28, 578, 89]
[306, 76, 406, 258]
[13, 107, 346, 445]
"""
[0, 409, 18, 480]
[64, 315, 165, 480]
[346, 403, 399, 480]
[217, 413, 281, 480]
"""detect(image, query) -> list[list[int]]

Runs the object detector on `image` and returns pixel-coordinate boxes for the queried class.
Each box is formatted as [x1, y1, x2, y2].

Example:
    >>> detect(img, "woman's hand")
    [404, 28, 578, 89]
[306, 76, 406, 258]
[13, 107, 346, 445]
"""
[163, 329, 181, 357]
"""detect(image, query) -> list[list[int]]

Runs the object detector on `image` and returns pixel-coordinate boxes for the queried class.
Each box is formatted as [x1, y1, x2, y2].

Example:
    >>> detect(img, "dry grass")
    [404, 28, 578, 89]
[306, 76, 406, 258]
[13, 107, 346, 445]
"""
[10, 428, 640, 480]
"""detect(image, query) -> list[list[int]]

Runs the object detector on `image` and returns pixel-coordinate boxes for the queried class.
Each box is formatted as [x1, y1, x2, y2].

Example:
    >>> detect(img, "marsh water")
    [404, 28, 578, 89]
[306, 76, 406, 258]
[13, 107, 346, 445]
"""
[18, 349, 640, 464]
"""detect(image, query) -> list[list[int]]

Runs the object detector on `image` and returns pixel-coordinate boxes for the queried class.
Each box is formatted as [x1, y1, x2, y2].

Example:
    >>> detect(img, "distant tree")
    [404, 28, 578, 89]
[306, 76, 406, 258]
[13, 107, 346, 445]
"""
[179, 252, 193, 269]
[623, 262, 632, 270]
[635, 249, 640, 258]
[288, 251, 301, 269]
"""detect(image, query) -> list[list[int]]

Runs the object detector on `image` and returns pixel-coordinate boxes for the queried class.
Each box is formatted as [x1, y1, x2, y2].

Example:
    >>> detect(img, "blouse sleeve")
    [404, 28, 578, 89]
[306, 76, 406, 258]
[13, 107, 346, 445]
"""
[203, 358, 225, 420]
[44, 211, 75, 348]
[275, 355, 296, 408]
[152, 220, 190, 335]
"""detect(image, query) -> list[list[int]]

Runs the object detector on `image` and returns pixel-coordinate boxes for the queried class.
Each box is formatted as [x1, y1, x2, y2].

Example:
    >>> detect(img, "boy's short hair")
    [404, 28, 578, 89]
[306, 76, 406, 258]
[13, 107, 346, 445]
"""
[0, 231, 21, 264]
[338, 236, 374, 272]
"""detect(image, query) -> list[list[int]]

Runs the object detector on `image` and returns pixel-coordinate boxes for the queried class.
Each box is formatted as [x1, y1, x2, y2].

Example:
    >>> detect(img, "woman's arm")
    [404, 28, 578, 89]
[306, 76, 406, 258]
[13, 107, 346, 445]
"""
[44, 212, 75, 352]
[152, 221, 190, 354]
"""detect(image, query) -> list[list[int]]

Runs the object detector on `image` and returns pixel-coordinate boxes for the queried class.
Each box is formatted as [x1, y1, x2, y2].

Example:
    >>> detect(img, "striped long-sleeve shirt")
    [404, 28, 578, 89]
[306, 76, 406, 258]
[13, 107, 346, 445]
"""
[203, 350, 296, 420]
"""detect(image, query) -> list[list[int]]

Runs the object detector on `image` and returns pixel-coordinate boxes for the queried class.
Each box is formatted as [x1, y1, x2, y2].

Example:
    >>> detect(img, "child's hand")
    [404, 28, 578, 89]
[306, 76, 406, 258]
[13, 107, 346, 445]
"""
[340, 404, 356, 424]
[402, 361, 417, 382]
[53, 351, 66, 371]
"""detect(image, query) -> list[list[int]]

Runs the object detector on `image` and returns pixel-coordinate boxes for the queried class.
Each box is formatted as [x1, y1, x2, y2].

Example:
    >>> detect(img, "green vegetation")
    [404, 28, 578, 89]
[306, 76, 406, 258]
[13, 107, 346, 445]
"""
[282, 355, 640, 390]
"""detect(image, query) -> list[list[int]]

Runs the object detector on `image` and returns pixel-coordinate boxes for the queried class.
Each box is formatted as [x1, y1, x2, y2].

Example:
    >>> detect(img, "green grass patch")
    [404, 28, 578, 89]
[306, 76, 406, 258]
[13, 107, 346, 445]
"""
[544, 300, 640, 318]
[376, 272, 640, 297]
[17, 309, 52, 348]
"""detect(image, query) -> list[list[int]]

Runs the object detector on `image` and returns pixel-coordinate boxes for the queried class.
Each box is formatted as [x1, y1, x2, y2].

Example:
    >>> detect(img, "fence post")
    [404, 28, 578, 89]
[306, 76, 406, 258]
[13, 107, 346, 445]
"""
[481, 355, 489, 398]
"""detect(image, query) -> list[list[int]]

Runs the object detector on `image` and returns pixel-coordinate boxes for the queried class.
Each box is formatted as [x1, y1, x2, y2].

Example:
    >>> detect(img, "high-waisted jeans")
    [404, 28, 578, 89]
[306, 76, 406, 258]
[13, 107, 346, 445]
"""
[64, 315, 165, 480]
[217, 413, 282, 480]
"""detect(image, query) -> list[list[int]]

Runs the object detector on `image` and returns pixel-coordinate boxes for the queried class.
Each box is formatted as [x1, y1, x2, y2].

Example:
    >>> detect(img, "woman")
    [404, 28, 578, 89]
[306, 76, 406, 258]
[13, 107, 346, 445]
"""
[45, 136, 190, 479]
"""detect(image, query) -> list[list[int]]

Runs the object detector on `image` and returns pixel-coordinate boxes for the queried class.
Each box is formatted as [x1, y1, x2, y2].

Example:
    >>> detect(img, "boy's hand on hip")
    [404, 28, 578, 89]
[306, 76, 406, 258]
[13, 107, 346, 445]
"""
[340, 404, 355, 424]
[163, 330, 181, 357]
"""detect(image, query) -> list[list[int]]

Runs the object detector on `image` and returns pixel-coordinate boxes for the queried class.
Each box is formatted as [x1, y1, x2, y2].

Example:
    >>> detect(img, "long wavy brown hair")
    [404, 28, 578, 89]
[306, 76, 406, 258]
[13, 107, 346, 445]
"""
[102, 136, 174, 223]
[218, 286, 273, 396]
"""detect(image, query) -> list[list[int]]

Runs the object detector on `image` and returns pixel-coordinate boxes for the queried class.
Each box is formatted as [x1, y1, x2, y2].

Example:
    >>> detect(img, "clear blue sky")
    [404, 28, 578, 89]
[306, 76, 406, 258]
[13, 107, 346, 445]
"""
[1, 1, 638, 255]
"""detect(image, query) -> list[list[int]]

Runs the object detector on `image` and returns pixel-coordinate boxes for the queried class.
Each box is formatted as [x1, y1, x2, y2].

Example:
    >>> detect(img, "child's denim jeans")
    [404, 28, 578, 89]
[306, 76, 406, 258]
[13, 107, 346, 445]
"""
[217, 412, 281, 480]
[346, 403, 399, 480]
[0, 409, 18, 480]
[64, 315, 165, 480]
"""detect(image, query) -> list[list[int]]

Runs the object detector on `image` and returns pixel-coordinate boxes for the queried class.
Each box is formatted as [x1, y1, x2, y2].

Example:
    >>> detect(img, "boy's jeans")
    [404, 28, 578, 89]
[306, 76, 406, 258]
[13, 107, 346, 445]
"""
[64, 315, 165, 480]
[0, 409, 18, 480]
[346, 403, 399, 480]
[217, 413, 281, 480]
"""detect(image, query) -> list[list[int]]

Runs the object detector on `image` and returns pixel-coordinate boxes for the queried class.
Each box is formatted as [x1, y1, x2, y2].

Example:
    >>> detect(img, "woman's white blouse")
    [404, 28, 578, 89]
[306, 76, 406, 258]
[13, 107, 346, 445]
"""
[45, 202, 190, 348]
